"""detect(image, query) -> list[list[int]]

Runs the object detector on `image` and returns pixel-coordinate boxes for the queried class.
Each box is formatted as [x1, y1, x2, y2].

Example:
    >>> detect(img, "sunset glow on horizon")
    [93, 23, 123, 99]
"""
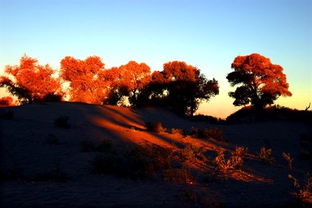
[0, 0, 311, 118]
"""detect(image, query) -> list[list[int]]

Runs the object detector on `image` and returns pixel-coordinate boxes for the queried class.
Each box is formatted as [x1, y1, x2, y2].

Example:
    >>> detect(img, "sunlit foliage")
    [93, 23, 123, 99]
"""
[105, 61, 151, 105]
[0, 56, 62, 103]
[60, 56, 109, 104]
[227, 53, 291, 108]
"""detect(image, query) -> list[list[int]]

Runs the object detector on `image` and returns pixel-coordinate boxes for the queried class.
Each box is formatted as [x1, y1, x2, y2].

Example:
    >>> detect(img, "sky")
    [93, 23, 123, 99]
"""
[0, 0, 311, 118]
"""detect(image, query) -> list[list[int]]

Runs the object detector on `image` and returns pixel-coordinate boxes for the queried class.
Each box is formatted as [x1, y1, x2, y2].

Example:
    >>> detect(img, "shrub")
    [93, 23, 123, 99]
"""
[282, 152, 294, 170]
[259, 147, 275, 163]
[54, 116, 70, 129]
[233, 146, 248, 157]
[91, 145, 176, 179]
[171, 128, 184, 135]
[191, 127, 224, 141]
[215, 151, 243, 172]
[145, 121, 166, 133]
[288, 173, 312, 203]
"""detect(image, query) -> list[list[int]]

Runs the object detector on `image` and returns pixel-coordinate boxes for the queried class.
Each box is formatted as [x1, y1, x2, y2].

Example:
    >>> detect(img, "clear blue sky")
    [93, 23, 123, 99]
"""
[0, 0, 311, 118]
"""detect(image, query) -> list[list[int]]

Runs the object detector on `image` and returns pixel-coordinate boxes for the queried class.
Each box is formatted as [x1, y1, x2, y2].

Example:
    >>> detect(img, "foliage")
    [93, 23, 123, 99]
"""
[215, 151, 244, 171]
[288, 173, 312, 203]
[131, 61, 219, 116]
[227, 53, 291, 108]
[259, 147, 274, 163]
[145, 121, 166, 133]
[282, 152, 294, 170]
[60, 56, 109, 104]
[191, 127, 224, 141]
[1, 55, 62, 104]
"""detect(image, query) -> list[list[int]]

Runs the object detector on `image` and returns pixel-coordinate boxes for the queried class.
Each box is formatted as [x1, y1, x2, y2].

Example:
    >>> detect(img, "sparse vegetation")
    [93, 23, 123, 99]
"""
[145, 121, 166, 133]
[282, 152, 294, 170]
[288, 173, 312, 203]
[215, 151, 243, 172]
[191, 127, 224, 141]
[259, 147, 275, 163]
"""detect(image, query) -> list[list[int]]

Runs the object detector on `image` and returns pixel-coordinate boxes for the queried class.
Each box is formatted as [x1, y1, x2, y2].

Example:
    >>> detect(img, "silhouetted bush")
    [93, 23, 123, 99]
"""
[145, 121, 166, 133]
[227, 105, 312, 124]
[41, 93, 63, 102]
[191, 127, 224, 141]
[190, 114, 226, 124]
[171, 128, 184, 135]
[91, 145, 177, 179]
[54, 116, 70, 129]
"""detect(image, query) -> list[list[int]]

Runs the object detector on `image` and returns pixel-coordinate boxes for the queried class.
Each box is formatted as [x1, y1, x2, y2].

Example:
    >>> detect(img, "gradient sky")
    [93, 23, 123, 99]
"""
[0, 0, 311, 118]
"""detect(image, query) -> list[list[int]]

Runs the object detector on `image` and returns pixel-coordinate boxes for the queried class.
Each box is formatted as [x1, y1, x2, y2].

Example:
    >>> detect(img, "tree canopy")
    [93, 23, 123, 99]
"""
[132, 61, 219, 116]
[0, 55, 62, 103]
[227, 53, 292, 108]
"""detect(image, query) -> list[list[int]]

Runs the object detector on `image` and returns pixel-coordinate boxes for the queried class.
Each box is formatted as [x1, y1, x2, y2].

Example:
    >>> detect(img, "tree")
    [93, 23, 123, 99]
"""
[133, 61, 219, 116]
[0, 55, 62, 103]
[105, 61, 151, 105]
[60, 56, 110, 104]
[227, 53, 292, 108]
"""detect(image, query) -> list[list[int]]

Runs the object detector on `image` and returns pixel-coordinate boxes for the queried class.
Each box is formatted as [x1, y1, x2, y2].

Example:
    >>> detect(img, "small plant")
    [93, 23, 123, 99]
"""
[171, 128, 184, 135]
[145, 121, 166, 133]
[215, 151, 243, 172]
[54, 116, 70, 129]
[282, 152, 294, 170]
[259, 147, 274, 163]
[233, 146, 248, 157]
[288, 173, 312, 203]
[192, 127, 224, 141]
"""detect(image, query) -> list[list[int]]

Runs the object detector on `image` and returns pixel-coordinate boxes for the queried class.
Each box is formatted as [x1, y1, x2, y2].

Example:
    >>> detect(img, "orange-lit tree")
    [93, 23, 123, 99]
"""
[60, 56, 110, 104]
[133, 61, 219, 116]
[227, 53, 292, 108]
[105, 61, 151, 105]
[0, 56, 62, 104]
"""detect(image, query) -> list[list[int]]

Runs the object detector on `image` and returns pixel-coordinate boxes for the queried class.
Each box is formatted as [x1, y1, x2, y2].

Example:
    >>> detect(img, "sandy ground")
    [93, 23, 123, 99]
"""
[0, 102, 311, 207]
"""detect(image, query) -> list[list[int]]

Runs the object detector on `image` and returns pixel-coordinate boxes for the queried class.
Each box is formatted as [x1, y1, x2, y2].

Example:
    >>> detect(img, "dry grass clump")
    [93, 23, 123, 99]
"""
[215, 151, 243, 172]
[282, 152, 294, 170]
[145, 121, 166, 133]
[259, 147, 275, 163]
[288, 173, 312, 203]
[171, 128, 184, 135]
